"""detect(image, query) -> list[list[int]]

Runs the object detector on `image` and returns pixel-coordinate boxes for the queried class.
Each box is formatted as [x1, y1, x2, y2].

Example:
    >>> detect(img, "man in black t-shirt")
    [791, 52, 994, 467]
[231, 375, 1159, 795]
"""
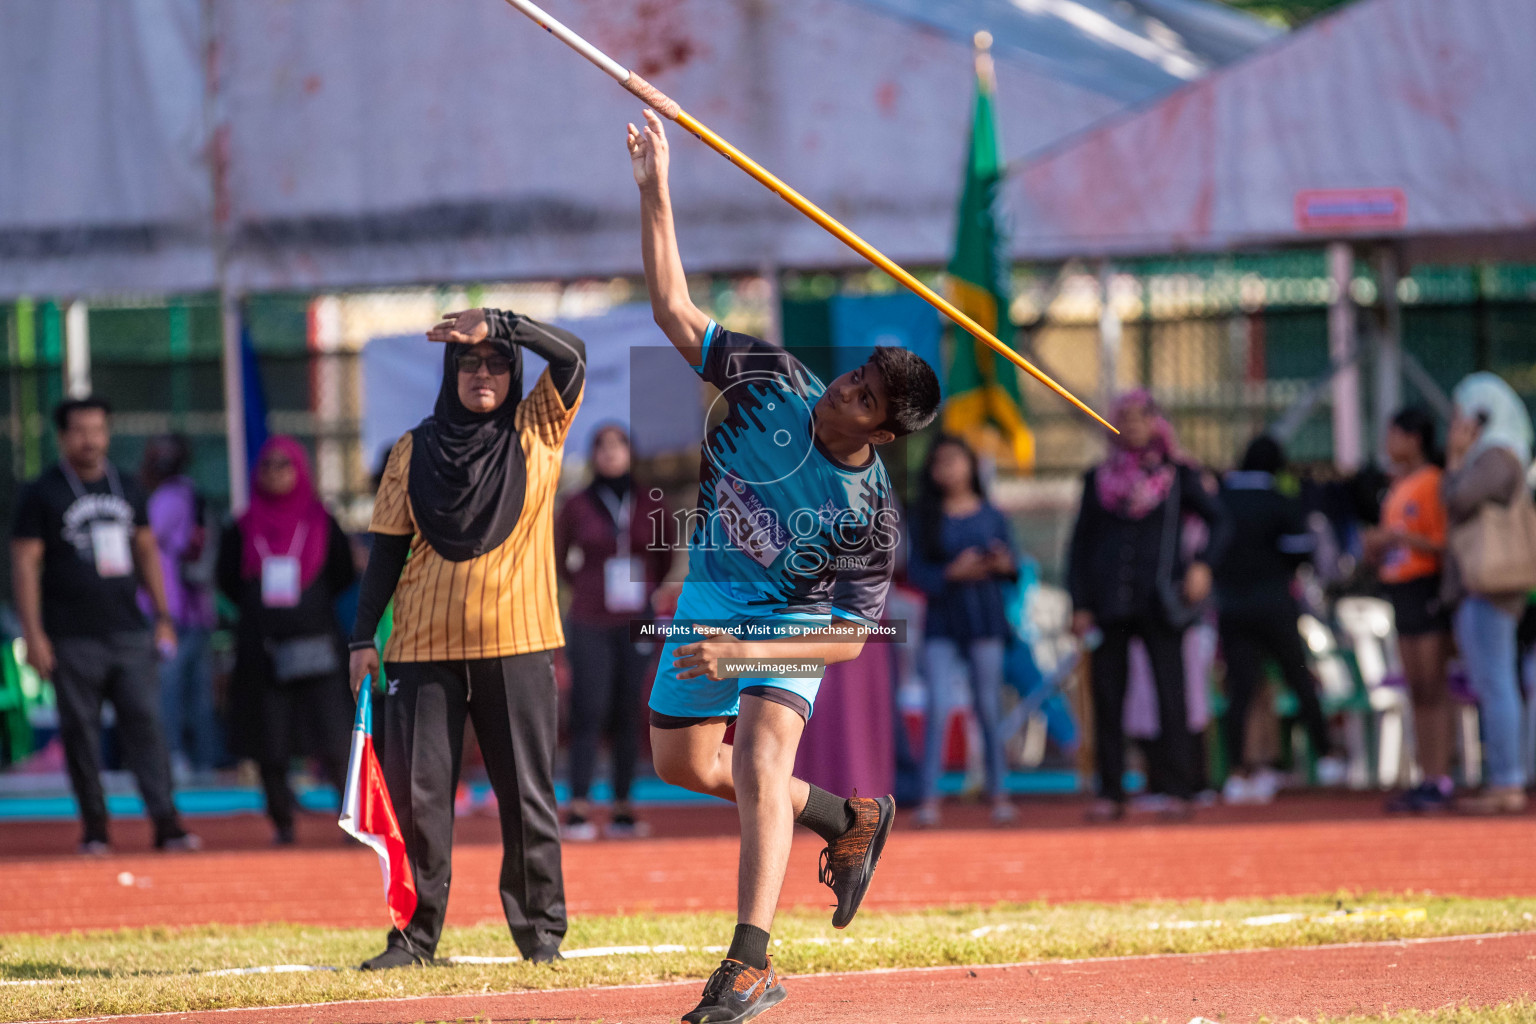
[10, 398, 199, 854]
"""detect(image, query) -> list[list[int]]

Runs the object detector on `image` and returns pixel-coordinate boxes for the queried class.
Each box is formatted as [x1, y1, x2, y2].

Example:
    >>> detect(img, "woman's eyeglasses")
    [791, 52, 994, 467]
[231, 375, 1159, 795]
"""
[457, 354, 513, 376]
[259, 457, 293, 471]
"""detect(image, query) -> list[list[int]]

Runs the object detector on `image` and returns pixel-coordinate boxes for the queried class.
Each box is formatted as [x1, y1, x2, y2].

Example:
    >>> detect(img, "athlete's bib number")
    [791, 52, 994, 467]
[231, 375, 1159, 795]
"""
[714, 478, 787, 569]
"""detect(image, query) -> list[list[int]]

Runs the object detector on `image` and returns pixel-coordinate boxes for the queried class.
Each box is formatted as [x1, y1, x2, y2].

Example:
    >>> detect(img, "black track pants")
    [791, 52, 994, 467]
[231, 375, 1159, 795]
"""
[1219, 612, 1331, 770]
[564, 622, 648, 803]
[1090, 618, 1196, 802]
[381, 652, 566, 958]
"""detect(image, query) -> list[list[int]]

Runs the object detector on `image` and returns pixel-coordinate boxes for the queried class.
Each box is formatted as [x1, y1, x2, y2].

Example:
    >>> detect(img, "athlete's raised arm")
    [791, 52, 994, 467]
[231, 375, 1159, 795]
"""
[629, 109, 711, 364]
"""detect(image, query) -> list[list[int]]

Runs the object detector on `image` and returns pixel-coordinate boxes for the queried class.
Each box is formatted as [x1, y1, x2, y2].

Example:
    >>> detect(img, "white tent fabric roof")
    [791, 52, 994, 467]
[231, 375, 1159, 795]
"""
[1, 0, 1272, 299]
[1008, 0, 1536, 261]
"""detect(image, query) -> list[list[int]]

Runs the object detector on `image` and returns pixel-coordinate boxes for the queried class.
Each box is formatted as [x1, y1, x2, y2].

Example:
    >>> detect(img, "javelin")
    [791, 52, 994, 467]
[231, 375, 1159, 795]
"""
[497, 0, 1116, 433]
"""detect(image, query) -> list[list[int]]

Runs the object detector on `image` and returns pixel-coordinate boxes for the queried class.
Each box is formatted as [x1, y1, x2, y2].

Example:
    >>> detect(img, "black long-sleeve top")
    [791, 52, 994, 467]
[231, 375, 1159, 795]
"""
[485, 308, 586, 408]
[1067, 462, 1230, 626]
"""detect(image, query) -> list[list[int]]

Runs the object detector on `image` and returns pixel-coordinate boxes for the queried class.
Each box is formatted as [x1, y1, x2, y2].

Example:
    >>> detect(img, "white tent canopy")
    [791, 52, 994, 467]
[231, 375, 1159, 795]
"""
[1, 0, 1273, 300]
[1008, 0, 1536, 262]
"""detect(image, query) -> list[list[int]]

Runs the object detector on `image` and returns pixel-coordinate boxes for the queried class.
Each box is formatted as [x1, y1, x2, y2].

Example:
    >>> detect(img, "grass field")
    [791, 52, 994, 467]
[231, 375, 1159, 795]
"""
[1321, 1006, 1536, 1024]
[3, 893, 1534, 1022]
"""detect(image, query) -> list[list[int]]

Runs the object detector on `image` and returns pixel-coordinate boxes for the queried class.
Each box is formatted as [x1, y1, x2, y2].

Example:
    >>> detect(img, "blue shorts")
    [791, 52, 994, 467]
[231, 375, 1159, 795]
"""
[647, 583, 828, 722]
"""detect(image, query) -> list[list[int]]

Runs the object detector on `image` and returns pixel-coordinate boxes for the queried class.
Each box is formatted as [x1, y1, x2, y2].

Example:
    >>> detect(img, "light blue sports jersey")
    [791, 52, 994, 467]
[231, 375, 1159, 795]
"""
[682, 321, 897, 629]
[647, 322, 897, 721]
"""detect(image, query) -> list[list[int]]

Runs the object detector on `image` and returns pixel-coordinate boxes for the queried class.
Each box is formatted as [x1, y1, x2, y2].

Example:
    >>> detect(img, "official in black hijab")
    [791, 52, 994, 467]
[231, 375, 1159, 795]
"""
[348, 306, 586, 971]
[408, 331, 528, 561]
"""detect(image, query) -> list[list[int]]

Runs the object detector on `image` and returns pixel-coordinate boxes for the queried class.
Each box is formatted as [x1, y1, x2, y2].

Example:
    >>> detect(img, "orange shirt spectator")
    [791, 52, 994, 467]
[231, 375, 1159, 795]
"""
[1379, 465, 1446, 584]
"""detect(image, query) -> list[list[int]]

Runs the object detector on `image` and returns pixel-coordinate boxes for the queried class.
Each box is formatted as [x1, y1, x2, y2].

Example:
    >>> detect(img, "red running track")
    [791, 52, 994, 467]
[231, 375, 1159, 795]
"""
[3, 795, 1535, 934]
[22, 932, 1536, 1024]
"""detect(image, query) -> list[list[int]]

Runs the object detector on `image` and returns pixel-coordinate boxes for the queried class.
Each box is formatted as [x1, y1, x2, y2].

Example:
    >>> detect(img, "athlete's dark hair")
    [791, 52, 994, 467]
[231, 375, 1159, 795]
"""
[869, 346, 941, 437]
[53, 396, 112, 433]
[1390, 405, 1441, 466]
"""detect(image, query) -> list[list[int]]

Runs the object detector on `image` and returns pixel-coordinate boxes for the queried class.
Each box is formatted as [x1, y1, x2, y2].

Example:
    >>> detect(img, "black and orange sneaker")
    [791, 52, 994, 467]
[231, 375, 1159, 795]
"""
[682, 957, 786, 1023]
[819, 794, 895, 929]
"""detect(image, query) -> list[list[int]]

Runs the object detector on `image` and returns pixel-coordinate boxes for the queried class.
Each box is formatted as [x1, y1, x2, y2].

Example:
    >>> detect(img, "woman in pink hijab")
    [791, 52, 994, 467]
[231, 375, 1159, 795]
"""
[218, 437, 357, 845]
[1066, 391, 1229, 822]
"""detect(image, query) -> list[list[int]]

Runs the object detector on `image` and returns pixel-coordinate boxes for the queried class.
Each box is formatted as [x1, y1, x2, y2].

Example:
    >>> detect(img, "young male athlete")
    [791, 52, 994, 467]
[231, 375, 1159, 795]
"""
[628, 109, 942, 1023]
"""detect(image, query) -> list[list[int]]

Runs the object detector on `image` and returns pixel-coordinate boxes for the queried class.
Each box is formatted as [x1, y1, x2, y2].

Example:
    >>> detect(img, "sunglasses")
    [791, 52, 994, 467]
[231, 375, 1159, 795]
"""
[259, 456, 293, 470]
[457, 354, 513, 376]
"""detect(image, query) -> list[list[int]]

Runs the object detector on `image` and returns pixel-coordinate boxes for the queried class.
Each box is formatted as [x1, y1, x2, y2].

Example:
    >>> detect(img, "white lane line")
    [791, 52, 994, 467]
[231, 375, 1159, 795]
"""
[9, 929, 1530, 1022]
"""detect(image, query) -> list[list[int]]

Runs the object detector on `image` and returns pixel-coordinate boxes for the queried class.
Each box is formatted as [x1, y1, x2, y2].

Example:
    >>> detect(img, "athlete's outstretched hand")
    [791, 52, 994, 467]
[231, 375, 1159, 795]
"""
[673, 626, 742, 681]
[627, 109, 670, 191]
[427, 309, 489, 344]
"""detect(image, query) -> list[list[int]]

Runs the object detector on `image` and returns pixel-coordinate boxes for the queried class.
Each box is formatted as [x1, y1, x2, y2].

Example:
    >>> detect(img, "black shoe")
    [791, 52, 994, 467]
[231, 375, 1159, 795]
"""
[359, 946, 430, 970]
[561, 813, 598, 842]
[154, 826, 203, 852]
[819, 795, 895, 929]
[273, 825, 296, 846]
[527, 946, 564, 964]
[683, 957, 786, 1024]
[1085, 798, 1125, 823]
[1386, 781, 1453, 814]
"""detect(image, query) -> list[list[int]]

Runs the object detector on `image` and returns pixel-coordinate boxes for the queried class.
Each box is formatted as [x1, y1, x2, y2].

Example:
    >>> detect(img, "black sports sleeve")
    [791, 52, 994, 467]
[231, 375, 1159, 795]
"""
[350, 532, 411, 649]
[829, 498, 897, 627]
[698, 325, 803, 396]
[830, 556, 893, 628]
[485, 309, 587, 409]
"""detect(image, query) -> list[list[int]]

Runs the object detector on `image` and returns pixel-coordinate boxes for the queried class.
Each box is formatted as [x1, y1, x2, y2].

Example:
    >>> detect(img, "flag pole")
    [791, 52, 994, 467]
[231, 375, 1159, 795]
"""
[496, 0, 1117, 434]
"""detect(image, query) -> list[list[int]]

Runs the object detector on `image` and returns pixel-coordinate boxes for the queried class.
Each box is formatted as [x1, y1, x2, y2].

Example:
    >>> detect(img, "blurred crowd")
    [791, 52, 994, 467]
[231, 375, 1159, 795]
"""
[7, 366, 1536, 854]
[897, 372, 1536, 825]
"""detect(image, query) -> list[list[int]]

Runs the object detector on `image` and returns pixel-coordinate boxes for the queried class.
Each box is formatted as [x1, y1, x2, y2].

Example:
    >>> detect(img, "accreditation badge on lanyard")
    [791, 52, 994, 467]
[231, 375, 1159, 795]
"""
[256, 523, 308, 608]
[597, 490, 647, 614]
[90, 521, 133, 578]
[62, 462, 134, 578]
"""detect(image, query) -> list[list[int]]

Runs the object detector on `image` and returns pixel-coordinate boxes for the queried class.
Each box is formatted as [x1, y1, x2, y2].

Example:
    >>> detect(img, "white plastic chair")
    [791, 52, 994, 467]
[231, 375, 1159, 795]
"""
[1333, 597, 1415, 788]
[1295, 611, 1378, 789]
[1336, 596, 1482, 789]
[1004, 585, 1079, 768]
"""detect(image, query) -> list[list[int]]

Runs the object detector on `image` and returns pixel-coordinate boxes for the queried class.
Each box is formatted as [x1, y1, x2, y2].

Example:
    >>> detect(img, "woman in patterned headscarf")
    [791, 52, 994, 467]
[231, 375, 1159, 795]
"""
[1067, 390, 1229, 822]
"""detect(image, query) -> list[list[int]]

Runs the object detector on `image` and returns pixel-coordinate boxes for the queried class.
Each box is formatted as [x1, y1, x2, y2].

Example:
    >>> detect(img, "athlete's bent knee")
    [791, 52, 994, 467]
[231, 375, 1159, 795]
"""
[653, 749, 714, 793]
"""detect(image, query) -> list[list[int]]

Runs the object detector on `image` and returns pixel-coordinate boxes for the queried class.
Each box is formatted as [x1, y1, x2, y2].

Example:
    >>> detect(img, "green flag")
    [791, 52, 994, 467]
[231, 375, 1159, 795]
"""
[941, 40, 1034, 470]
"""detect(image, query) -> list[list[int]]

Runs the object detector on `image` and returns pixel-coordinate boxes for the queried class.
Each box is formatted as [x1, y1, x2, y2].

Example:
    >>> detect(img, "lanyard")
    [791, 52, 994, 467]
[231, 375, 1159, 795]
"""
[253, 522, 309, 561]
[595, 488, 632, 558]
[60, 461, 124, 502]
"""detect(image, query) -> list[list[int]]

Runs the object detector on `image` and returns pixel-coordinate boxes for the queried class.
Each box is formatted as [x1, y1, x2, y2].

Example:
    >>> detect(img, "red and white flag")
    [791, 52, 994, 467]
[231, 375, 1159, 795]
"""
[338, 677, 416, 931]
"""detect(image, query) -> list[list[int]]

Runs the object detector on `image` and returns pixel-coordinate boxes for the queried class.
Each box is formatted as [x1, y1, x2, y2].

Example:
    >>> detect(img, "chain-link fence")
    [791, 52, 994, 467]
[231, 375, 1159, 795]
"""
[3, 255, 1534, 596]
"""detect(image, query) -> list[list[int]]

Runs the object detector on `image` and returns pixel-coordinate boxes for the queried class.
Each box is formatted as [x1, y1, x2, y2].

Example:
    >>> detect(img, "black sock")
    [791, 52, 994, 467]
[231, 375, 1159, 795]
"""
[727, 923, 771, 970]
[795, 784, 856, 843]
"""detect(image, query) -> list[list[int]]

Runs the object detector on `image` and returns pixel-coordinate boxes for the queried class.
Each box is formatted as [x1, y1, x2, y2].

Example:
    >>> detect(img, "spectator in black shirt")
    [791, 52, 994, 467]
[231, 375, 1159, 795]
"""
[1213, 436, 1340, 804]
[9, 398, 199, 854]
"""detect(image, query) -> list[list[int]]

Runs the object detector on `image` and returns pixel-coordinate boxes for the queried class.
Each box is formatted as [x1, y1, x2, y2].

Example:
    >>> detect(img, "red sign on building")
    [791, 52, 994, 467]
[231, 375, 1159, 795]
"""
[1295, 188, 1408, 231]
